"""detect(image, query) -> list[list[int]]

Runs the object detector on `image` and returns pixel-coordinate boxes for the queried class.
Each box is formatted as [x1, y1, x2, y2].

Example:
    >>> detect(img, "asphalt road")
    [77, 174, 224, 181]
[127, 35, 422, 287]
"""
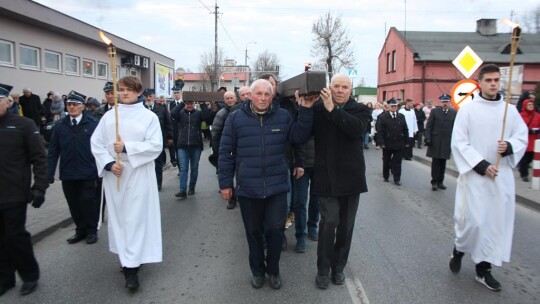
[3, 147, 539, 304]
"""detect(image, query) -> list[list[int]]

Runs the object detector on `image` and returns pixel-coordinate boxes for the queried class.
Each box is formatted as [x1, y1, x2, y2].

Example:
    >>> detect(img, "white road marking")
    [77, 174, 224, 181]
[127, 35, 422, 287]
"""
[346, 273, 370, 304]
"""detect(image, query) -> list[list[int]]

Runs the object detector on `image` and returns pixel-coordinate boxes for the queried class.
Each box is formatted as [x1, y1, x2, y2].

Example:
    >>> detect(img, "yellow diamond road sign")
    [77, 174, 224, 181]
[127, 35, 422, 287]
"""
[452, 46, 483, 79]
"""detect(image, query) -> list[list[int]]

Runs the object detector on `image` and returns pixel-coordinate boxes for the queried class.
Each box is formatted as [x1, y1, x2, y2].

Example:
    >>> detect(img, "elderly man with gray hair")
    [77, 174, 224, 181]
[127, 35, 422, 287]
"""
[311, 73, 371, 289]
[18, 87, 42, 128]
[218, 79, 318, 290]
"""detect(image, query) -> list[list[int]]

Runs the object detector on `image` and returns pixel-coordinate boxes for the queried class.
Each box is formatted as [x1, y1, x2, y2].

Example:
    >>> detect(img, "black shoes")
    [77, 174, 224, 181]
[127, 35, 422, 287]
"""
[86, 234, 98, 244]
[123, 267, 139, 291]
[394, 181, 401, 186]
[521, 176, 529, 182]
[268, 274, 282, 290]
[20, 281, 38, 296]
[171, 160, 177, 167]
[437, 183, 447, 190]
[295, 238, 306, 253]
[384, 178, 389, 182]
[67, 233, 86, 244]
[476, 263, 501, 291]
[187, 189, 195, 195]
[332, 271, 345, 285]
[315, 274, 330, 289]
[158, 184, 162, 191]
[432, 183, 437, 191]
[404, 157, 412, 161]
[250, 275, 265, 289]
[0, 282, 15, 297]
[449, 247, 464, 274]
[227, 199, 237, 209]
[175, 191, 187, 199]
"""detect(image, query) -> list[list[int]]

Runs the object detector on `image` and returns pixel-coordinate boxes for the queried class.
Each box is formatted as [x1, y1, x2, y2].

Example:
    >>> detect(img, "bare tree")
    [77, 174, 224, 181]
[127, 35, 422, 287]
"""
[199, 48, 225, 91]
[251, 50, 281, 80]
[311, 11, 355, 78]
[519, 5, 540, 34]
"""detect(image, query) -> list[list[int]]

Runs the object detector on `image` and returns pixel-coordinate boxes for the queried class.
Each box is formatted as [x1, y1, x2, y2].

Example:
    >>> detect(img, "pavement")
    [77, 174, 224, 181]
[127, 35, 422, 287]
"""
[27, 144, 539, 244]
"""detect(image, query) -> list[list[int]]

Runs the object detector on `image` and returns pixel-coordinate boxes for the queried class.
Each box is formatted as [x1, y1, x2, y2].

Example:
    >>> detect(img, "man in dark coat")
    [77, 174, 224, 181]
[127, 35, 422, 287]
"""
[19, 88, 42, 128]
[167, 86, 185, 168]
[312, 73, 371, 289]
[0, 84, 48, 296]
[218, 79, 317, 290]
[94, 81, 115, 120]
[144, 89, 173, 190]
[414, 103, 426, 148]
[47, 92, 100, 244]
[424, 94, 457, 190]
[377, 98, 409, 186]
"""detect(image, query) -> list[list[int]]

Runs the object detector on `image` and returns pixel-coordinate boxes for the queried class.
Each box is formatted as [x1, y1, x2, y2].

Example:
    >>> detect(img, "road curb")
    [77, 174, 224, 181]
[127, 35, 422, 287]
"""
[31, 217, 73, 244]
[413, 155, 540, 212]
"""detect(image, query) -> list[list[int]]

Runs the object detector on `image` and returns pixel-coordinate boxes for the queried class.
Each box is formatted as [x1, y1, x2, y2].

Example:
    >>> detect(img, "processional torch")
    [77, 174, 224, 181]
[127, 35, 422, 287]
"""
[99, 31, 121, 190]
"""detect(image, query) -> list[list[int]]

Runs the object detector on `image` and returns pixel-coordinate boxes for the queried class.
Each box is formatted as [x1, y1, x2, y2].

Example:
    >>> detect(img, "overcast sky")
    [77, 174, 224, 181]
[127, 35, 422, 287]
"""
[34, 0, 537, 87]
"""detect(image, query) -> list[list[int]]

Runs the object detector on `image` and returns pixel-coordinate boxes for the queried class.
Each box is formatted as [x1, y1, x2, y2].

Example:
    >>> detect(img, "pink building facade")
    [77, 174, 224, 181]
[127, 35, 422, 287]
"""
[378, 24, 540, 105]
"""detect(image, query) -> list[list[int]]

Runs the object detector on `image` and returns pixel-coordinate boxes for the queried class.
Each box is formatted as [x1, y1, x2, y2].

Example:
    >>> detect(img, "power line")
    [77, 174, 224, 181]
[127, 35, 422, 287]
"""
[197, 0, 212, 12]
[218, 16, 242, 54]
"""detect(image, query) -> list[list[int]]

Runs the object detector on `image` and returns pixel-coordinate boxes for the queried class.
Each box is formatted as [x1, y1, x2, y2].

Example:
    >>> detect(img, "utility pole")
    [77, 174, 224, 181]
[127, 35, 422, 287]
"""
[212, 1, 219, 91]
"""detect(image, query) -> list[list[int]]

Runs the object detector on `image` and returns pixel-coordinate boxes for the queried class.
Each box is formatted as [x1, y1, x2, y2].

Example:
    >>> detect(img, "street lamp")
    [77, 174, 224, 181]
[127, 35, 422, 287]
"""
[245, 41, 257, 86]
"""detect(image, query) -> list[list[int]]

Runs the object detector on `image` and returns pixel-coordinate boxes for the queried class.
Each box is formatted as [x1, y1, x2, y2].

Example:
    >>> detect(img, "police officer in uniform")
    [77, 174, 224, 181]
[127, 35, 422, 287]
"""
[144, 89, 173, 190]
[376, 98, 409, 186]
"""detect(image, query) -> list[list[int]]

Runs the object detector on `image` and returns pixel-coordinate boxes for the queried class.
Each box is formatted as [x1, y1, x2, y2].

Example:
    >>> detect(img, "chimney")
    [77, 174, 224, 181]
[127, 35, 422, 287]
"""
[476, 19, 497, 36]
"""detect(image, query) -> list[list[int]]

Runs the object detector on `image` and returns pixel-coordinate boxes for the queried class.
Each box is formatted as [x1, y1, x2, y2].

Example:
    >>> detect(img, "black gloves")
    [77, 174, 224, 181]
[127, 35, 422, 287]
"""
[30, 189, 45, 208]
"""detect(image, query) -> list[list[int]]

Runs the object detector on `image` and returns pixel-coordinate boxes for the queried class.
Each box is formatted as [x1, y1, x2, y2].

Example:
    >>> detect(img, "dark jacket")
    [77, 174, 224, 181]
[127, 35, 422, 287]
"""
[425, 107, 457, 159]
[0, 113, 48, 208]
[171, 104, 212, 149]
[19, 93, 42, 127]
[376, 111, 409, 150]
[94, 103, 114, 121]
[218, 101, 313, 199]
[168, 100, 184, 142]
[312, 99, 371, 197]
[47, 114, 99, 181]
[146, 103, 173, 142]
[414, 108, 426, 132]
[210, 104, 236, 156]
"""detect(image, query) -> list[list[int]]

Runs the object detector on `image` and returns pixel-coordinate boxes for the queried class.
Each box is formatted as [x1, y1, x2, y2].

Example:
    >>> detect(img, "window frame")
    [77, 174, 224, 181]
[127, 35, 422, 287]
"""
[19, 44, 40, 70]
[44, 50, 62, 73]
[97, 62, 108, 79]
[82, 58, 95, 78]
[65, 54, 80, 76]
[0, 39, 14, 67]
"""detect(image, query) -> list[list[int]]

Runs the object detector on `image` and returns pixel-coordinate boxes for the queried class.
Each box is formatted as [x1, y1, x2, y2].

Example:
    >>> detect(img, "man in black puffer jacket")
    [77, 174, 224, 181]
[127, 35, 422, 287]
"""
[171, 100, 214, 199]
[218, 79, 318, 290]
[0, 84, 48, 296]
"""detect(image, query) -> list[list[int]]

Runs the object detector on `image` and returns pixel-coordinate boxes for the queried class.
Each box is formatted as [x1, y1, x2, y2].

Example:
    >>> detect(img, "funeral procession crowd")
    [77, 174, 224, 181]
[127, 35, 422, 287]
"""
[1, 62, 537, 298]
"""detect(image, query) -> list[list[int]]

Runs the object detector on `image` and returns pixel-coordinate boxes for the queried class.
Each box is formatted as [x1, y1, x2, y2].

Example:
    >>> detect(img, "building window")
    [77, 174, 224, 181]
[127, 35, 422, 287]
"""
[386, 53, 391, 73]
[0, 40, 14, 67]
[44, 50, 61, 73]
[392, 50, 397, 71]
[65, 55, 79, 75]
[130, 69, 137, 77]
[20, 45, 40, 70]
[83, 59, 95, 77]
[97, 62, 108, 79]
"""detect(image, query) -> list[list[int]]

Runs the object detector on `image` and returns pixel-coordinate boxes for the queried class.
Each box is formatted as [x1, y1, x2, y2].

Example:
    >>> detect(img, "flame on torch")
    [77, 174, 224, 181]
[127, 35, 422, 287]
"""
[501, 18, 520, 30]
[99, 31, 112, 45]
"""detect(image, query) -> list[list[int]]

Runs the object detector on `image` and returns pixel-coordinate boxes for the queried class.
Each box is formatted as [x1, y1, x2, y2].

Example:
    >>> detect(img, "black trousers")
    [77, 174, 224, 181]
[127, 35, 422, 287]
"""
[168, 139, 178, 164]
[0, 204, 40, 285]
[383, 148, 403, 182]
[155, 152, 164, 187]
[518, 152, 533, 178]
[431, 158, 447, 185]
[317, 195, 360, 275]
[404, 137, 414, 158]
[416, 130, 424, 148]
[238, 193, 287, 277]
[62, 180, 99, 235]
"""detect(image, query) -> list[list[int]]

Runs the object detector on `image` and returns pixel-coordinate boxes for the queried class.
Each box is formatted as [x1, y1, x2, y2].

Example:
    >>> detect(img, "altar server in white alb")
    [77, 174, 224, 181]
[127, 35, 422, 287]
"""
[90, 76, 163, 292]
[448, 64, 528, 292]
